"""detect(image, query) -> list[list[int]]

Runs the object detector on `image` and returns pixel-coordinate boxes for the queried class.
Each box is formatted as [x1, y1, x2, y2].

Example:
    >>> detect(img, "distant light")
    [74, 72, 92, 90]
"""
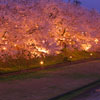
[90, 53, 93, 56]
[82, 32, 85, 34]
[69, 42, 72, 45]
[14, 44, 17, 47]
[5, 42, 8, 44]
[15, 25, 18, 28]
[81, 44, 92, 51]
[56, 51, 61, 54]
[40, 61, 44, 65]
[76, 38, 79, 41]
[42, 40, 45, 44]
[94, 38, 99, 44]
[62, 38, 65, 41]
[2, 37, 5, 40]
[69, 56, 72, 59]
[36, 47, 49, 54]
[3, 47, 7, 50]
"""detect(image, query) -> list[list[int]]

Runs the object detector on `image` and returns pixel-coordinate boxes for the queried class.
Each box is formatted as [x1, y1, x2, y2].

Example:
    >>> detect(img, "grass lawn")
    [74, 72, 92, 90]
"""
[0, 59, 100, 81]
[0, 49, 100, 74]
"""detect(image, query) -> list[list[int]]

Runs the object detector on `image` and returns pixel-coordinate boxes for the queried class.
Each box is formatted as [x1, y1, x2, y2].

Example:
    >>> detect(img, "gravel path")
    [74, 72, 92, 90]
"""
[0, 60, 100, 100]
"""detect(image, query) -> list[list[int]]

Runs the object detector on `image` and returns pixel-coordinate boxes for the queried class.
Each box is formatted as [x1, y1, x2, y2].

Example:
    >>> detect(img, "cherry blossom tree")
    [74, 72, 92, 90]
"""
[0, 0, 100, 61]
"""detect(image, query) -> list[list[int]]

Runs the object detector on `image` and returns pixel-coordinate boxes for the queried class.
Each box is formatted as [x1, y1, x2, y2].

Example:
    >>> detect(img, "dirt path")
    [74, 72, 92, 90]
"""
[0, 60, 100, 100]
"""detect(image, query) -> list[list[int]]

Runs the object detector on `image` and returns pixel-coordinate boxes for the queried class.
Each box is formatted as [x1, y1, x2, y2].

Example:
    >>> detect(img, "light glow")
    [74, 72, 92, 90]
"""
[40, 61, 44, 65]
[81, 44, 92, 51]
[69, 56, 73, 59]
[90, 53, 93, 56]
[2, 47, 7, 50]
[94, 38, 99, 44]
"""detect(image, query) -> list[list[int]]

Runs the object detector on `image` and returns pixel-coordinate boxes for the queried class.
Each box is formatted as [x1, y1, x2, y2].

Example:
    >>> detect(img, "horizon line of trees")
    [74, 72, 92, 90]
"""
[68, 0, 81, 5]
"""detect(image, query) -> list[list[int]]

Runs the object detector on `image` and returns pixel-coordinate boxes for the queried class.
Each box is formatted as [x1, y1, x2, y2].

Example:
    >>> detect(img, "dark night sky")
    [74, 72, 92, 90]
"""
[65, 0, 100, 12]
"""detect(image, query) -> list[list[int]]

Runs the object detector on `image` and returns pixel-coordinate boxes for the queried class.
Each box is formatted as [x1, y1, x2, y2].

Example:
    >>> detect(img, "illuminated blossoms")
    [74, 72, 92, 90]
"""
[0, 0, 100, 60]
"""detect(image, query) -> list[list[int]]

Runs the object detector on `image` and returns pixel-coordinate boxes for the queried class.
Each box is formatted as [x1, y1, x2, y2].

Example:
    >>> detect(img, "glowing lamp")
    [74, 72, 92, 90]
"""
[90, 53, 93, 56]
[40, 61, 44, 65]
[69, 56, 72, 59]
